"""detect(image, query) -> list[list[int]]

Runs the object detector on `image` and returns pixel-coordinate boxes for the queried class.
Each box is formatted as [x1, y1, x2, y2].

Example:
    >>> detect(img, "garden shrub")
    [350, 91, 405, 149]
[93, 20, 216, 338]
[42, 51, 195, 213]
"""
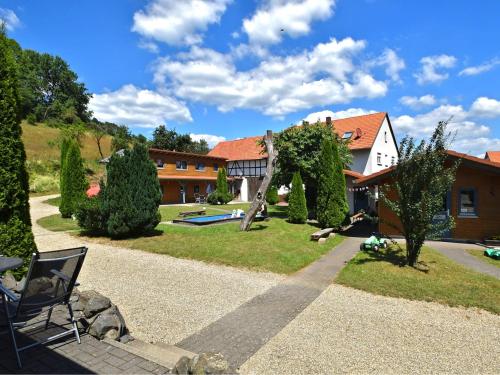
[288, 172, 308, 224]
[0, 29, 37, 278]
[75, 194, 107, 234]
[266, 186, 279, 205]
[30, 174, 59, 193]
[59, 140, 88, 218]
[317, 138, 349, 228]
[208, 168, 232, 204]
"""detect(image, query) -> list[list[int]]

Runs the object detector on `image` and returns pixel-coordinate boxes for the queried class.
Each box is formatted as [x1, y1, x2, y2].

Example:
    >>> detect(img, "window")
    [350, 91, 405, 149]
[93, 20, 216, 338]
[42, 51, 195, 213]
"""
[391, 156, 395, 165]
[342, 131, 353, 140]
[385, 154, 388, 167]
[384, 131, 388, 143]
[195, 162, 205, 171]
[176, 160, 188, 170]
[156, 159, 164, 168]
[376, 153, 382, 166]
[194, 185, 200, 193]
[213, 163, 219, 171]
[459, 188, 478, 217]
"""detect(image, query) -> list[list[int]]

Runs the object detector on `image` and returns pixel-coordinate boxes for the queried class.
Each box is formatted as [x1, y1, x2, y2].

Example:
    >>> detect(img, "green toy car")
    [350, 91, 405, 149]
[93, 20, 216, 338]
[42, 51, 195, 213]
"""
[484, 247, 500, 260]
[360, 232, 389, 252]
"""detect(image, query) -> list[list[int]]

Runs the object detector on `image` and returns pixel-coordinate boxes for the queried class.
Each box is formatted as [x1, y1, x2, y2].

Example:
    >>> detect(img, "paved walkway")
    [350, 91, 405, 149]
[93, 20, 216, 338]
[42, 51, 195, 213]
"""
[426, 240, 500, 279]
[177, 237, 360, 371]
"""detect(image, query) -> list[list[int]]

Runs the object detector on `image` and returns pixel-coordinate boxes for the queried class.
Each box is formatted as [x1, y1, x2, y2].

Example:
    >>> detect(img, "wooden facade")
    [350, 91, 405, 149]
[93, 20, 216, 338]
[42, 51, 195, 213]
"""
[359, 152, 500, 241]
[149, 149, 228, 204]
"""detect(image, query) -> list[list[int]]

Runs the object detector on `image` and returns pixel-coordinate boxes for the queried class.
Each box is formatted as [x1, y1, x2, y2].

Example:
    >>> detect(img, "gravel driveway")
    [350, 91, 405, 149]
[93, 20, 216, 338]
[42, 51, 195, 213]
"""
[30, 195, 284, 344]
[240, 284, 500, 374]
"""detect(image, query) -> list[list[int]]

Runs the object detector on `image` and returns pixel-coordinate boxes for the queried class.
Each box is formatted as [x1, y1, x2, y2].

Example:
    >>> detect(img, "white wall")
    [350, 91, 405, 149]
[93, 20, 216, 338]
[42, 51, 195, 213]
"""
[240, 177, 249, 201]
[365, 117, 398, 175]
[350, 149, 370, 175]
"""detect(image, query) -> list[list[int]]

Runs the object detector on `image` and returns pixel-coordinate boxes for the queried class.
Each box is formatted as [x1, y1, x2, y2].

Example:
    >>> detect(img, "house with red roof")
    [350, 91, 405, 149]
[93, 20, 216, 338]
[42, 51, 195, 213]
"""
[208, 112, 398, 213]
[485, 151, 500, 164]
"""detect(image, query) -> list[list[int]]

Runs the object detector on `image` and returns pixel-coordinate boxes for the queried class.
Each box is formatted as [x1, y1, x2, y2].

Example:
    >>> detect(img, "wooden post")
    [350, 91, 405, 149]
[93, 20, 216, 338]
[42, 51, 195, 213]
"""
[240, 130, 277, 231]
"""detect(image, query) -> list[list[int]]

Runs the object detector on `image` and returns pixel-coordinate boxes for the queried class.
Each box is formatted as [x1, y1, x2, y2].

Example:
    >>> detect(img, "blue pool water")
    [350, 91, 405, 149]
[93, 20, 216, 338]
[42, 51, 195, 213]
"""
[177, 213, 245, 225]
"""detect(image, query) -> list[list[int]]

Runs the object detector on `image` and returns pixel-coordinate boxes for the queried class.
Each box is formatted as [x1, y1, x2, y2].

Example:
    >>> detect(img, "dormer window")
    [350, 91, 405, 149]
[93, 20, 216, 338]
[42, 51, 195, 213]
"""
[156, 159, 164, 168]
[342, 131, 353, 140]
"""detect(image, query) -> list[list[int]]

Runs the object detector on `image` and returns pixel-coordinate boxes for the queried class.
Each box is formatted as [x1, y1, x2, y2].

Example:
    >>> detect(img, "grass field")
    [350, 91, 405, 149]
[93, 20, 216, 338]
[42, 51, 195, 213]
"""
[336, 245, 500, 314]
[43, 196, 61, 207]
[467, 249, 500, 268]
[37, 204, 344, 274]
[37, 214, 79, 232]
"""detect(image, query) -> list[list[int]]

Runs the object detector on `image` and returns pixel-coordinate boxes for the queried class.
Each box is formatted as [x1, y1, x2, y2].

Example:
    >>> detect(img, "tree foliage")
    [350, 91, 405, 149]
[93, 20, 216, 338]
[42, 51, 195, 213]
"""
[151, 125, 210, 154]
[0, 27, 37, 278]
[59, 140, 88, 218]
[379, 121, 459, 266]
[208, 167, 232, 204]
[274, 121, 352, 210]
[266, 186, 279, 205]
[288, 172, 308, 224]
[317, 138, 349, 228]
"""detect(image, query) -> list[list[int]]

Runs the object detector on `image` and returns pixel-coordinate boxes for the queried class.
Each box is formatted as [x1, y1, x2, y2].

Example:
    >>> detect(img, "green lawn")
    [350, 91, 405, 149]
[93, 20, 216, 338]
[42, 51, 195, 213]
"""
[37, 214, 79, 232]
[43, 196, 61, 207]
[336, 245, 500, 314]
[38, 204, 344, 274]
[467, 249, 500, 268]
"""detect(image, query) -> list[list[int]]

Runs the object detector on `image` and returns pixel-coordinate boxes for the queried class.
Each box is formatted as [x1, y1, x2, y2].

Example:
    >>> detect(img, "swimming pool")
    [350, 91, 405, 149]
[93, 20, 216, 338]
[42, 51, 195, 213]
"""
[173, 213, 245, 226]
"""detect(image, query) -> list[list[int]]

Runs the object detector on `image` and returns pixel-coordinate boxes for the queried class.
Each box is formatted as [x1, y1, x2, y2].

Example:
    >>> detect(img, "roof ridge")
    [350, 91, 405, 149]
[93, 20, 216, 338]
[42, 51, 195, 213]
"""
[333, 111, 386, 122]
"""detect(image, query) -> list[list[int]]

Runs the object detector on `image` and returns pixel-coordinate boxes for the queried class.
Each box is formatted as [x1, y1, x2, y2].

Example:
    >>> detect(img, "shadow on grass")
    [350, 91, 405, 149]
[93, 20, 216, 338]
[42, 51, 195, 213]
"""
[352, 246, 431, 273]
[77, 228, 164, 240]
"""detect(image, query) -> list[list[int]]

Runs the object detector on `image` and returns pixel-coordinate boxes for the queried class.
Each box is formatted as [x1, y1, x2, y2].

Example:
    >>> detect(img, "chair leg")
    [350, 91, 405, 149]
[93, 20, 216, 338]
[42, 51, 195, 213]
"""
[67, 303, 80, 344]
[45, 306, 53, 330]
[8, 320, 22, 368]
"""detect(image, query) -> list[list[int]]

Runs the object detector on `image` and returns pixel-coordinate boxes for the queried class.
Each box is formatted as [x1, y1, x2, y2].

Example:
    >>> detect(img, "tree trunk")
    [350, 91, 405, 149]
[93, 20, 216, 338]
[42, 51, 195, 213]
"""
[240, 130, 277, 231]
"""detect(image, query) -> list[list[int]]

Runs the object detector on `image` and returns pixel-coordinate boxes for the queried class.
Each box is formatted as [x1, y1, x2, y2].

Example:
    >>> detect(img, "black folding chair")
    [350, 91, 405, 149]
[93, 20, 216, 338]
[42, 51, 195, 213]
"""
[0, 247, 87, 368]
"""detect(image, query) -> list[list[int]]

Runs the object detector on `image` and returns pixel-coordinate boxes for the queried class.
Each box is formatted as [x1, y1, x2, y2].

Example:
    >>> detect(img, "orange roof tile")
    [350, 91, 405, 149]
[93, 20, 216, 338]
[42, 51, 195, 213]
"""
[331, 112, 387, 150]
[208, 136, 267, 161]
[343, 169, 364, 179]
[485, 151, 500, 163]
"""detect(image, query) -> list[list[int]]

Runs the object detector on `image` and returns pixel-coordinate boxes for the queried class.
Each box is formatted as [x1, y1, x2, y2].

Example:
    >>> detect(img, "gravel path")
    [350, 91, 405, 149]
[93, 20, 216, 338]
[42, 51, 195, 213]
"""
[240, 284, 500, 375]
[30, 195, 284, 344]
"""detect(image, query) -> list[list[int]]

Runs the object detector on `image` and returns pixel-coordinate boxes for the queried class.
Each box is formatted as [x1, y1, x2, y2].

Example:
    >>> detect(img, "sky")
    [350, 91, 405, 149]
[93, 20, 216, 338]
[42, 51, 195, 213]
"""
[2, 0, 500, 156]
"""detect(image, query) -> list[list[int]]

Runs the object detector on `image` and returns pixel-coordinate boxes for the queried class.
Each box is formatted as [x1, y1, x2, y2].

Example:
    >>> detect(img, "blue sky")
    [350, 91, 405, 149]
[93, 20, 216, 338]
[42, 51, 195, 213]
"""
[2, 0, 500, 155]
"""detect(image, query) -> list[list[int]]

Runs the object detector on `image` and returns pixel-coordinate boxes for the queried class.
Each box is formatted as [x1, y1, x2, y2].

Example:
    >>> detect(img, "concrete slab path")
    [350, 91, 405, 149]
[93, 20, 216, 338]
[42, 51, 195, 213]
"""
[177, 237, 360, 371]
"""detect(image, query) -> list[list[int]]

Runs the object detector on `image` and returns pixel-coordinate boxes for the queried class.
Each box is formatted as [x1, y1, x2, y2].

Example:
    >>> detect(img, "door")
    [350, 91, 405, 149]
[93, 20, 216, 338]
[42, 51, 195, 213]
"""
[354, 190, 369, 213]
[179, 182, 186, 204]
[431, 191, 451, 238]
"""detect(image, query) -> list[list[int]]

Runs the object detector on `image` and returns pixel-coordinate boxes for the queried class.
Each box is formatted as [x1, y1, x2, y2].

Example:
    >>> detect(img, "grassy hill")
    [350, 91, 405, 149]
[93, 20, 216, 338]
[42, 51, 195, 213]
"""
[21, 122, 113, 195]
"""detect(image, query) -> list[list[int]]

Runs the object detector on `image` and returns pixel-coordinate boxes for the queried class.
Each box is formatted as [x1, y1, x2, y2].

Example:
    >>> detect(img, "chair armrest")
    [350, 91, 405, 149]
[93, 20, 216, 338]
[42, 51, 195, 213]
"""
[0, 283, 19, 302]
[50, 269, 71, 283]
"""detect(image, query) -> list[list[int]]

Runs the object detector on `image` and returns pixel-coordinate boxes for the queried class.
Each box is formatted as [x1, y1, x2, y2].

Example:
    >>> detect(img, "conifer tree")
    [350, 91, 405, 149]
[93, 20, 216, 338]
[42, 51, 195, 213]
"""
[317, 138, 349, 228]
[266, 186, 279, 205]
[59, 140, 88, 217]
[0, 27, 37, 277]
[209, 167, 232, 204]
[288, 172, 308, 224]
[103, 143, 161, 238]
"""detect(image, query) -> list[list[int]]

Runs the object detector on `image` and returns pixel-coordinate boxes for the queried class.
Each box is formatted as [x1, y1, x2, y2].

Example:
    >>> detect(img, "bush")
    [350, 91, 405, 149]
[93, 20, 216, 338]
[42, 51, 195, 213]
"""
[26, 113, 37, 125]
[30, 174, 59, 193]
[59, 140, 88, 218]
[266, 186, 279, 205]
[75, 195, 107, 234]
[101, 143, 161, 238]
[288, 172, 308, 224]
[207, 167, 232, 204]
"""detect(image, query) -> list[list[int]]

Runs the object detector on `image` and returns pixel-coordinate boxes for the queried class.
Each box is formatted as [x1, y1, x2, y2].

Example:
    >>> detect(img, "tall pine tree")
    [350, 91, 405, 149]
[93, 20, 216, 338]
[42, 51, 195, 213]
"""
[0, 27, 37, 278]
[288, 172, 308, 224]
[103, 143, 161, 238]
[317, 138, 349, 228]
[59, 140, 88, 218]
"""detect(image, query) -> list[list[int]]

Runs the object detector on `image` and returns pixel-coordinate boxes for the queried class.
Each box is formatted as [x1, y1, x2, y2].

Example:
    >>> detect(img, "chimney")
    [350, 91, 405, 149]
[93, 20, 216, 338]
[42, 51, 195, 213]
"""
[326, 116, 332, 125]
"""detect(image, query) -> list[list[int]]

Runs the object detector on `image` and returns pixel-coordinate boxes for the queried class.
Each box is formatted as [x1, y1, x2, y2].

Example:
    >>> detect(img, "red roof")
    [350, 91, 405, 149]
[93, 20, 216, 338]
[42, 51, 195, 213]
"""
[150, 148, 226, 161]
[209, 112, 388, 161]
[343, 169, 364, 179]
[208, 136, 267, 161]
[356, 150, 500, 185]
[332, 112, 387, 150]
[485, 151, 500, 163]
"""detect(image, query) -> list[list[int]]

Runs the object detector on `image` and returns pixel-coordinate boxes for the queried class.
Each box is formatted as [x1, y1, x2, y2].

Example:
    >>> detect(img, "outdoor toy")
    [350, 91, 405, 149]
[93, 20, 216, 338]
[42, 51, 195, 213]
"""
[360, 232, 389, 252]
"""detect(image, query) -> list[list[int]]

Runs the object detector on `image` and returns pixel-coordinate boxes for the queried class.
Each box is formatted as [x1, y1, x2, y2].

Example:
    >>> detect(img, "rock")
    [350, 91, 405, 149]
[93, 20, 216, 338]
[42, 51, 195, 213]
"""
[89, 313, 119, 340]
[329, 232, 336, 238]
[73, 290, 99, 311]
[83, 293, 111, 318]
[172, 356, 191, 375]
[189, 353, 229, 375]
[119, 334, 134, 344]
[1, 274, 17, 290]
[104, 328, 120, 340]
[318, 237, 327, 244]
[14, 276, 26, 293]
[25, 277, 53, 295]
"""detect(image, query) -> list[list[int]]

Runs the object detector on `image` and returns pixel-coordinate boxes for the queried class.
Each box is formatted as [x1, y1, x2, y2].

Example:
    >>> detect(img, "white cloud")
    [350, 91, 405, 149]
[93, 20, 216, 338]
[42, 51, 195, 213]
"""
[138, 39, 159, 53]
[414, 54, 457, 85]
[301, 108, 376, 124]
[0, 8, 20, 31]
[469, 97, 500, 118]
[242, 0, 335, 45]
[368, 49, 405, 82]
[132, 0, 231, 46]
[392, 100, 500, 156]
[89, 84, 192, 127]
[399, 94, 436, 109]
[189, 133, 226, 148]
[153, 38, 389, 117]
[459, 58, 500, 76]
